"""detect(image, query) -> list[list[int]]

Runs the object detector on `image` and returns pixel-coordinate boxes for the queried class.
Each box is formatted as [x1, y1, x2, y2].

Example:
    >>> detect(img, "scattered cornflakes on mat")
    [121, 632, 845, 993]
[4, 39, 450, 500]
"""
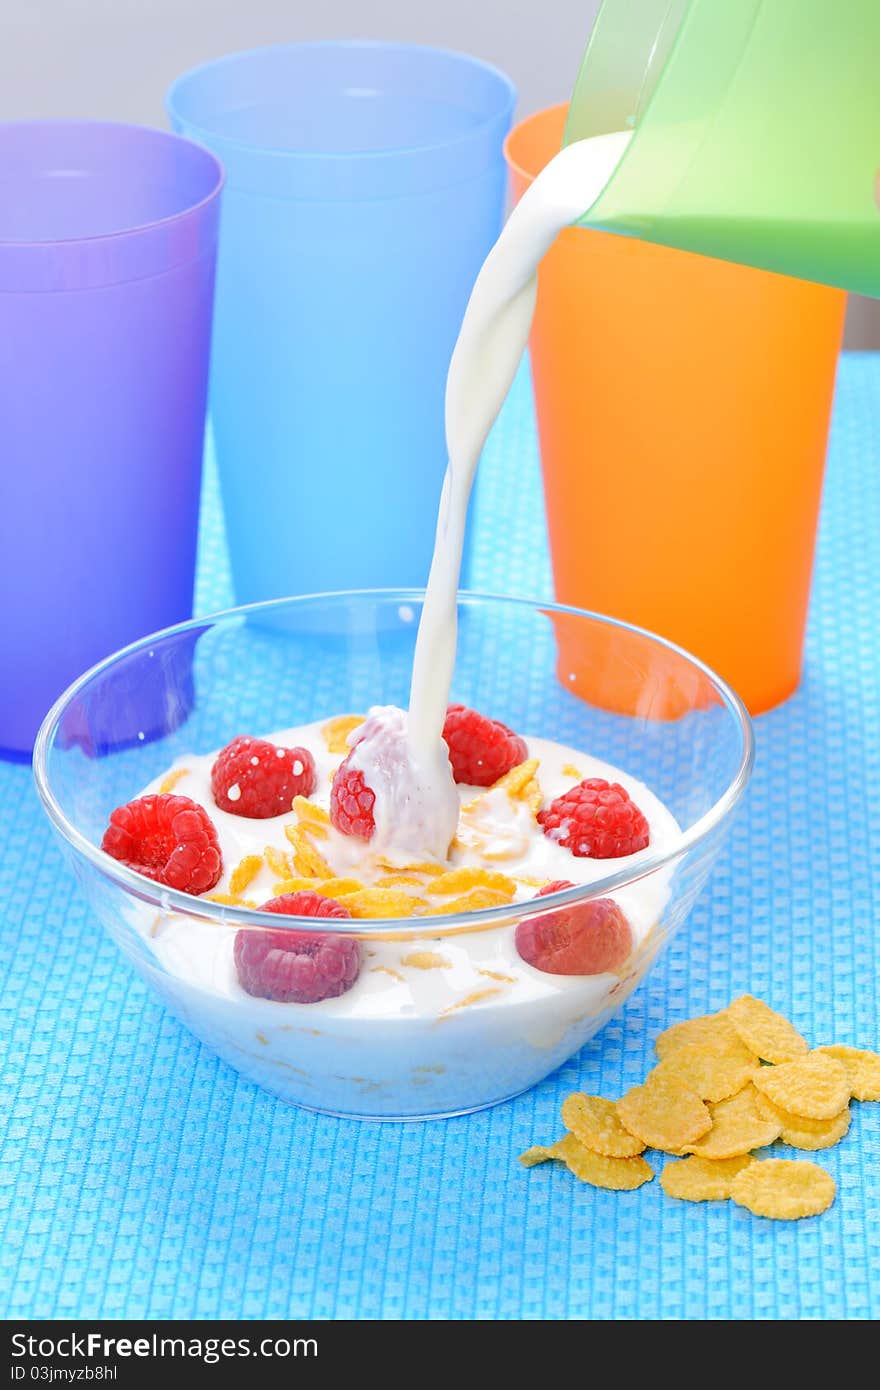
[553, 1134, 654, 1190]
[684, 1084, 782, 1159]
[751, 1052, 850, 1120]
[616, 1073, 712, 1152]
[815, 1044, 880, 1102]
[754, 1094, 851, 1151]
[727, 994, 809, 1064]
[520, 993, 877, 1220]
[561, 1093, 646, 1158]
[729, 1158, 836, 1221]
[661, 1154, 754, 1203]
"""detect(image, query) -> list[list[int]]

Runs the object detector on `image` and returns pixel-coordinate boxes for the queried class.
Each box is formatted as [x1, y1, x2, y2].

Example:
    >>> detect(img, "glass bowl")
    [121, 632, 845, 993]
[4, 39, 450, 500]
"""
[34, 591, 753, 1120]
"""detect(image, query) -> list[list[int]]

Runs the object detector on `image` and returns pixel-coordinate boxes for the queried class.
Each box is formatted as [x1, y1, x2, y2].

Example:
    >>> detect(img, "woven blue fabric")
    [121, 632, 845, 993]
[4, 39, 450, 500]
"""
[2, 356, 879, 1320]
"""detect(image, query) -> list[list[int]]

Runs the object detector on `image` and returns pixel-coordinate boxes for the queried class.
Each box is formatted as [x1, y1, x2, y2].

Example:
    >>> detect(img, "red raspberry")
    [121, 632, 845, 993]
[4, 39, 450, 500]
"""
[210, 735, 316, 818]
[101, 793, 222, 895]
[234, 891, 361, 1004]
[329, 754, 376, 840]
[442, 703, 528, 786]
[515, 882, 633, 976]
[537, 778, 649, 858]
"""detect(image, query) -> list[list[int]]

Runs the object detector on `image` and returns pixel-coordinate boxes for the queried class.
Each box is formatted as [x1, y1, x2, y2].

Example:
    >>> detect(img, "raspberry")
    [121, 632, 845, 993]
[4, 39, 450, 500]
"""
[234, 891, 361, 1004]
[442, 703, 528, 786]
[101, 794, 222, 895]
[515, 882, 633, 975]
[538, 778, 649, 858]
[211, 735, 316, 818]
[329, 754, 376, 840]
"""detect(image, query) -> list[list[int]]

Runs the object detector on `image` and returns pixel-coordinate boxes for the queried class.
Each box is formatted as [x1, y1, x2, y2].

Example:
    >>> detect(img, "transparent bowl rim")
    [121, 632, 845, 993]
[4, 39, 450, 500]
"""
[33, 588, 755, 936]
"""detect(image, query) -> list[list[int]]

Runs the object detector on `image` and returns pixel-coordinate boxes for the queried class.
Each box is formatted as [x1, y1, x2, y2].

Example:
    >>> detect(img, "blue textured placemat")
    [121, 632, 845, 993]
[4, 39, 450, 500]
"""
[2, 356, 879, 1321]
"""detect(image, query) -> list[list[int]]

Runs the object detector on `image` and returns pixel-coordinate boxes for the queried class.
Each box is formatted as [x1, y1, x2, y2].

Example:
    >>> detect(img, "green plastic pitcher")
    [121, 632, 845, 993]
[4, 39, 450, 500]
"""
[566, 0, 880, 294]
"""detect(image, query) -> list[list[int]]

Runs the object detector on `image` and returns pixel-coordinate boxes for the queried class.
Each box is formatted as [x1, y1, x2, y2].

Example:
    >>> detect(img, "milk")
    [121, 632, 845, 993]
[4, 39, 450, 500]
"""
[356, 131, 632, 851]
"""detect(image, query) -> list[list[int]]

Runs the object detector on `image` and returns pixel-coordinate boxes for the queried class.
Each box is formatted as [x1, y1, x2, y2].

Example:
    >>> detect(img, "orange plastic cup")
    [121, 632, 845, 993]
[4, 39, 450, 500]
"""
[505, 105, 846, 716]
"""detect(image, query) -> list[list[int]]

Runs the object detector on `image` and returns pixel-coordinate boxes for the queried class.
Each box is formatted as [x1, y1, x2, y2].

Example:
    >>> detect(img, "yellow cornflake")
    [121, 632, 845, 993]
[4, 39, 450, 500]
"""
[322, 714, 364, 753]
[751, 1051, 850, 1120]
[429, 867, 516, 898]
[515, 875, 551, 889]
[491, 758, 543, 814]
[754, 1094, 851, 1151]
[207, 892, 258, 909]
[655, 1009, 745, 1061]
[654, 1037, 757, 1104]
[561, 1093, 646, 1158]
[401, 951, 451, 970]
[815, 1044, 880, 1102]
[685, 1084, 781, 1159]
[422, 887, 512, 916]
[616, 1073, 711, 1153]
[317, 877, 365, 898]
[283, 824, 332, 878]
[290, 800, 328, 839]
[661, 1154, 755, 1203]
[158, 766, 190, 794]
[263, 845, 293, 879]
[562, 763, 583, 781]
[370, 966, 405, 982]
[730, 1158, 836, 1221]
[727, 994, 809, 1064]
[337, 888, 425, 919]
[228, 854, 264, 897]
[377, 858, 445, 877]
[478, 969, 516, 984]
[376, 874, 429, 888]
[553, 1133, 653, 1191]
[441, 988, 502, 1015]
[518, 1146, 557, 1168]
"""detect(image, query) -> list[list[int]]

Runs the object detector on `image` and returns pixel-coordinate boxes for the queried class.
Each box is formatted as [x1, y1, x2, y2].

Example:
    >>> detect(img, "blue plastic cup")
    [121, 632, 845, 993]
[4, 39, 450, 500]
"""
[167, 41, 515, 603]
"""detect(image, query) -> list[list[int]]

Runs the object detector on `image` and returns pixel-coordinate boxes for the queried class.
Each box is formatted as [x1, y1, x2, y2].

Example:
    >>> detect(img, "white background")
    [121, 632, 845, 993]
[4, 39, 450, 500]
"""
[2, 0, 873, 344]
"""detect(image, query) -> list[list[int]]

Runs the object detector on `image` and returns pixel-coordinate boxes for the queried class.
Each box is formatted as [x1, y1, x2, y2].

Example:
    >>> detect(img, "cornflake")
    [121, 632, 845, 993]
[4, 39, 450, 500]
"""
[561, 1093, 646, 1158]
[654, 1037, 757, 1104]
[730, 1158, 836, 1221]
[727, 995, 809, 1064]
[655, 1010, 744, 1061]
[754, 1094, 851, 1151]
[158, 767, 190, 794]
[401, 951, 451, 970]
[616, 1073, 711, 1152]
[338, 888, 425, 919]
[322, 714, 364, 754]
[815, 1044, 880, 1102]
[661, 1154, 754, 1203]
[429, 867, 516, 897]
[553, 1133, 653, 1191]
[685, 1084, 781, 1159]
[284, 824, 332, 878]
[751, 1052, 850, 1120]
[228, 854, 263, 897]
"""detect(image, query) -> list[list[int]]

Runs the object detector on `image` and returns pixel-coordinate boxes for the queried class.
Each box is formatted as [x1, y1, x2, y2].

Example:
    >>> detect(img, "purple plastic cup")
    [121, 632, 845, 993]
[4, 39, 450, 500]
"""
[0, 121, 223, 759]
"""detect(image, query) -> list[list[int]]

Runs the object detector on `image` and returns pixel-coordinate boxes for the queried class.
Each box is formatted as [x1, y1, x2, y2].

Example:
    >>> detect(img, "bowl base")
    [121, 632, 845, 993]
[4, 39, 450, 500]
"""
[280, 1083, 534, 1124]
